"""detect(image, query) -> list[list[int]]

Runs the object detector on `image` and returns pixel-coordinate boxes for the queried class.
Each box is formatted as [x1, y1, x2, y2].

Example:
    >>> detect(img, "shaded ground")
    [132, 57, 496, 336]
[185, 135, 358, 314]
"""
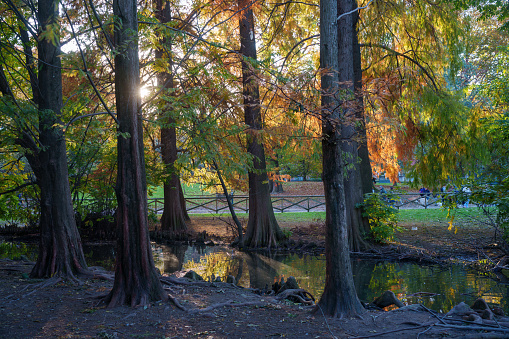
[1, 181, 507, 338]
[1, 218, 504, 338]
[0, 258, 503, 339]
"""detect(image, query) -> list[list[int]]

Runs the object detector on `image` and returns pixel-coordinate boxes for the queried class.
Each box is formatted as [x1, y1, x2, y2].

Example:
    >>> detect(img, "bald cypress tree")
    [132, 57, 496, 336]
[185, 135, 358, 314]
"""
[315, 0, 365, 317]
[238, 0, 285, 248]
[103, 0, 167, 307]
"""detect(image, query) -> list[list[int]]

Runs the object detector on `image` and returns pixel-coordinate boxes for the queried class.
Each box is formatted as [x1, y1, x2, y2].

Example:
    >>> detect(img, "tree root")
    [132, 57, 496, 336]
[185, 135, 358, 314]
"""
[168, 294, 187, 311]
[188, 300, 265, 314]
[165, 293, 266, 316]
[349, 322, 435, 338]
[434, 323, 509, 333]
[160, 276, 209, 286]
[275, 288, 315, 305]
[78, 268, 114, 281]
[351, 319, 509, 338]
[3, 276, 63, 302]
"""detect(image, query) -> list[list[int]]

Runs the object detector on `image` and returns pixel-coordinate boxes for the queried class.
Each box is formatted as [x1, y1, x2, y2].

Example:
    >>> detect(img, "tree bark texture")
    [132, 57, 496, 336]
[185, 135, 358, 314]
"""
[316, 0, 365, 317]
[238, 0, 284, 248]
[155, 0, 188, 236]
[105, 0, 167, 307]
[352, 2, 375, 239]
[28, 0, 88, 279]
[340, 0, 371, 252]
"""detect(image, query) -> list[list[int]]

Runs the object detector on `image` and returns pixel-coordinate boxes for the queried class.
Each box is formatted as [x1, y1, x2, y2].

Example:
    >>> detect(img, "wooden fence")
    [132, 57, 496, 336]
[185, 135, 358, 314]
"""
[147, 195, 326, 214]
[71, 192, 469, 216]
[147, 192, 470, 214]
[373, 192, 472, 209]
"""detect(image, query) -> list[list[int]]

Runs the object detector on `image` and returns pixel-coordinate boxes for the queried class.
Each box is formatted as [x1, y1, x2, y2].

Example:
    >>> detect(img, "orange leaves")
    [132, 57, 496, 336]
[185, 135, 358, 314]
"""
[267, 172, 291, 183]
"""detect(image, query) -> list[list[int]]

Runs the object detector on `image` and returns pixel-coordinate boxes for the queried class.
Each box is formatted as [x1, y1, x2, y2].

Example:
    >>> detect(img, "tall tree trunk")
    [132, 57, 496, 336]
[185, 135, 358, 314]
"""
[238, 0, 284, 248]
[352, 2, 374, 237]
[341, 0, 371, 252]
[155, 0, 188, 236]
[27, 0, 88, 279]
[104, 0, 167, 307]
[315, 0, 364, 317]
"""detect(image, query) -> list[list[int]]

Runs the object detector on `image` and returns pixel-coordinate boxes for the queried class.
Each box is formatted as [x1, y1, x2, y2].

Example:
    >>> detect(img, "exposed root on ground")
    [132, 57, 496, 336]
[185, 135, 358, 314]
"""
[350, 321, 435, 338]
[275, 288, 315, 306]
[188, 300, 266, 314]
[167, 294, 187, 311]
[3, 276, 62, 302]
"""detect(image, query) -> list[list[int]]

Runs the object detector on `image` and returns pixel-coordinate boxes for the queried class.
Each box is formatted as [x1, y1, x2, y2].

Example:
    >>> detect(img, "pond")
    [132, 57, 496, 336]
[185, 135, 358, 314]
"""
[83, 243, 509, 313]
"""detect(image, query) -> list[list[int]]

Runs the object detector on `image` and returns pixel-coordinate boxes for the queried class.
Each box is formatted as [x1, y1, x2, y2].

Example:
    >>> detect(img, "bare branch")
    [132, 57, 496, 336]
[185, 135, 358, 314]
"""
[337, 0, 374, 21]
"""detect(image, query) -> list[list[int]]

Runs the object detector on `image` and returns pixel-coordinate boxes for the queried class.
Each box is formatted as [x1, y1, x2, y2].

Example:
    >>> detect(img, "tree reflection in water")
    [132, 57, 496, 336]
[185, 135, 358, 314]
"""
[82, 243, 509, 313]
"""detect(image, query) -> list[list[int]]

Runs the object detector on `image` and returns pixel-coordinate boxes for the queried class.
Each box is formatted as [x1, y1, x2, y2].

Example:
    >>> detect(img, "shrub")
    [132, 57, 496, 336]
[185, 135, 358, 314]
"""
[360, 193, 400, 243]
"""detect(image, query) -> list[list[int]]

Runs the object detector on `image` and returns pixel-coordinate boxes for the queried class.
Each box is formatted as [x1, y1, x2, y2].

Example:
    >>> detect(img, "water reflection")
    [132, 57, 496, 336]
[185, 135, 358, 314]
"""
[82, 243, 509, 313]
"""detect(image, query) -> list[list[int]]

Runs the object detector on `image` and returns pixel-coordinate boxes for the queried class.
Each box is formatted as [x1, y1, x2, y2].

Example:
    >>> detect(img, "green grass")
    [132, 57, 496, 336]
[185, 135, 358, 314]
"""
[397, 207, 493, 226]
[397, 208, 450, 223]
[275, 211, 325, 223]
[188, 211, 325, 224]
[148, 183, 212, 198]
[204, 208, 486, 225]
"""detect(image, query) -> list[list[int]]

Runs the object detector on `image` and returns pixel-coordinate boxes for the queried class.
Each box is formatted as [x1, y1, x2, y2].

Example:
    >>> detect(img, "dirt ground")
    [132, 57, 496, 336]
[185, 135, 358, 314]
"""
[0, 257, 504, 339]
[1, 181, 507, 338]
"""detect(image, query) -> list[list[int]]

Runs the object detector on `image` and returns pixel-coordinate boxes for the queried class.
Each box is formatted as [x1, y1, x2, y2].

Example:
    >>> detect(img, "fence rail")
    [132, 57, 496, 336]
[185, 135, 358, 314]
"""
[147, 195, 326, 214]
[72, 192, 471, 216]
[375, 192, 472, 209]
[147, 192, 469, 214]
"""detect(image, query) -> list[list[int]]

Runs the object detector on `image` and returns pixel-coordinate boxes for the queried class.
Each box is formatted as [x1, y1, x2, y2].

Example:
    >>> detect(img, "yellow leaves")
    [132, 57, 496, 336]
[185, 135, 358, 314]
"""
[447, 215, 457, 234]
[39, 22, 61, 46]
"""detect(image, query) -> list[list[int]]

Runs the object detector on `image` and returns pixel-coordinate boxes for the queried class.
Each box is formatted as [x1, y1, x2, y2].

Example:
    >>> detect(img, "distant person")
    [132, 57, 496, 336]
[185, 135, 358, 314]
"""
[424, 187, 431, 197]
[418, 187, 431, 197]
[462, 186, 471, 208]
[419, 187, 426, 197]
[380, 186, 386, 194]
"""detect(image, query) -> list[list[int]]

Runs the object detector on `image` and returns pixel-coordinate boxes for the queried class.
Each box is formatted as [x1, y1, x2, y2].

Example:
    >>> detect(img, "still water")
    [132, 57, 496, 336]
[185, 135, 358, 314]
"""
[84, 243, 509, 313]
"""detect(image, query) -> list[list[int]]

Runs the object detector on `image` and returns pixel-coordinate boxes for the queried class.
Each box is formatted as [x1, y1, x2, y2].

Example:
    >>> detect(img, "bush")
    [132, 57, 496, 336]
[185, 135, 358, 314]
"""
[360, 193, 400, 243]
[0, 241, 36, 260]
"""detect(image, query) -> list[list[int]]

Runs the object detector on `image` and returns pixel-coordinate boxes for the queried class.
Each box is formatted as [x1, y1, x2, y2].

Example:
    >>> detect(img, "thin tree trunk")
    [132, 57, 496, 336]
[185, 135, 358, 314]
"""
[238, 0, 284, 248]
[315, 0, 364, 317]
[212, 159, 243, 245]
[104, 0, 167, 307]
[27, 0, 88, 279]
[155, 0, 188, 236]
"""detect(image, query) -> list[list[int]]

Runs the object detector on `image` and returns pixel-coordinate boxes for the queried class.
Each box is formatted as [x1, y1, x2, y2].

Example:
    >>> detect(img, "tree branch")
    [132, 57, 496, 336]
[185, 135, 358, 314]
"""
[337, 0, 374, 21]
[359, 42, 439, 92]
[0, 181, 37, 196]
[63, 8, 119, 125]
[64, 112, 116, 130]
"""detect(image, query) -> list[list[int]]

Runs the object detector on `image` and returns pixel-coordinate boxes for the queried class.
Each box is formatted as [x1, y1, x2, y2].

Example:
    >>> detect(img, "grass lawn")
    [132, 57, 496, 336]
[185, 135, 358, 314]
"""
[170, 211, 326, 224]
[397, 207, 490, 223]
[275, 211, 325, 223]
[148, 183, 211, 198]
